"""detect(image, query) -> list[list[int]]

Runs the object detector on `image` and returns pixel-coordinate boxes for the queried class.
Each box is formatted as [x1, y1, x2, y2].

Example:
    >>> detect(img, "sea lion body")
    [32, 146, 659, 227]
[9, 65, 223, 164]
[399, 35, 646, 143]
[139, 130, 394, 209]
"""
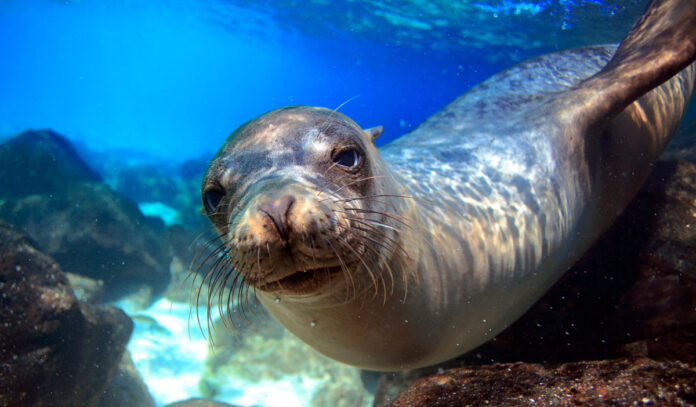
[202, 0, 696, 371]
[367, 47, 695, 369]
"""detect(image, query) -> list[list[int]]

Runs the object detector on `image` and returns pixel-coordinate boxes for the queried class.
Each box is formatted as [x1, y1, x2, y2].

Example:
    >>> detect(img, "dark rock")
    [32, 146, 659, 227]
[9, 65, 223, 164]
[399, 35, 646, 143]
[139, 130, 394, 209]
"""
[0, 129, 100, 199]
[389, 359, 696, 407]
[0, 182, 172, 302]
[0, 222, 133, 407]
[375, 161, 696, 404]
[620, 329, 696, 364]
[98, 351, 155, 407]
[165, 399, 242, 407]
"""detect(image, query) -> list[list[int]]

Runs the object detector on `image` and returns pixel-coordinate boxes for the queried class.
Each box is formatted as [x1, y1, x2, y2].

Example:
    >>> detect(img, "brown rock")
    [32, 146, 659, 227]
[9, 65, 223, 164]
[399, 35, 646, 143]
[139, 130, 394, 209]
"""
[0, 222, 133, 407]
[98, 351, 155, 407]
[390, 359, 696, 407]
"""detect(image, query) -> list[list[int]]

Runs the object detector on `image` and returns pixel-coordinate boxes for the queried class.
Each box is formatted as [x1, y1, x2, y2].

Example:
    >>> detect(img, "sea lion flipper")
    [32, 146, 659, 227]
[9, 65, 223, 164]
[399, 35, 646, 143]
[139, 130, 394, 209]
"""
[574, 0, 696, 124]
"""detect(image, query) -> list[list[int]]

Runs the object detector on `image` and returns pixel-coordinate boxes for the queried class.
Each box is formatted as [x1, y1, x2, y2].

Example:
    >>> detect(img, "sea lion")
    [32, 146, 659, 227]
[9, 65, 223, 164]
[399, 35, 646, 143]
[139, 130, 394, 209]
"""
[200, 0, 696, 371]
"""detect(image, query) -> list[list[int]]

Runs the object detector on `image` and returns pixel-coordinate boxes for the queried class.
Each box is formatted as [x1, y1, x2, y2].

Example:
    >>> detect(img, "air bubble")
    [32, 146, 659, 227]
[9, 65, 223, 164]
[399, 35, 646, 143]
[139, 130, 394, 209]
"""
[274, 297, 281, 303]
[310, 320, 317, 327]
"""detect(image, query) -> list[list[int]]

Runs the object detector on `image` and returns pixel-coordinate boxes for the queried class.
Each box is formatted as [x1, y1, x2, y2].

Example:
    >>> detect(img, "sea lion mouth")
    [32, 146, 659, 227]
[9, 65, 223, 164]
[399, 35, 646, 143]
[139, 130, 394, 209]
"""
[258, 263, 353, 294]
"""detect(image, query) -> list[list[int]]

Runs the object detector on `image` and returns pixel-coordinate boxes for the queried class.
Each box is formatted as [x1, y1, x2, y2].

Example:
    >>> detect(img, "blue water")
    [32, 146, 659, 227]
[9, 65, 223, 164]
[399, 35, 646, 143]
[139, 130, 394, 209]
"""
[4, 1, 695, 406]
[0, 0, 659, 161]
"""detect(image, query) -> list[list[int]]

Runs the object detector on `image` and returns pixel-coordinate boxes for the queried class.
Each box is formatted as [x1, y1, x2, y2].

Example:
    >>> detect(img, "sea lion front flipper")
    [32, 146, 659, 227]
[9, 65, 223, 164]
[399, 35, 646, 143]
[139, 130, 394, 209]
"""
[572, 0, 696, 126]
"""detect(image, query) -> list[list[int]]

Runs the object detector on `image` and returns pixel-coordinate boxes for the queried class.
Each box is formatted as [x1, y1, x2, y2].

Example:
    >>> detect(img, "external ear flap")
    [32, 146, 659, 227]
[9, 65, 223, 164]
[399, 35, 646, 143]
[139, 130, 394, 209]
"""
[364, 125, 384, 143]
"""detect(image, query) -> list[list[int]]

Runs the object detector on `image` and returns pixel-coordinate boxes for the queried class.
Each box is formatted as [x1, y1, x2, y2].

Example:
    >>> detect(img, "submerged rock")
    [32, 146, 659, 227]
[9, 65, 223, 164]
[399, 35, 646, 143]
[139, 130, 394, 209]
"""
[0, 129, 100, 199]
[389, 359, 696, 407]
[0, 222, 133, 407]
[0, 130, 172, 302]
[376, 159, 696, 405]
[0, 182, 172, 302]
[98, 351, 156, 407]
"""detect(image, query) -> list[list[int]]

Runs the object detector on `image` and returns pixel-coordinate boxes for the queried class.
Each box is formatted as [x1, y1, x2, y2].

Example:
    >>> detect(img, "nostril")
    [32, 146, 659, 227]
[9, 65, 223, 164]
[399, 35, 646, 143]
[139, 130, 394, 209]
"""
[258, 195, 296, 242]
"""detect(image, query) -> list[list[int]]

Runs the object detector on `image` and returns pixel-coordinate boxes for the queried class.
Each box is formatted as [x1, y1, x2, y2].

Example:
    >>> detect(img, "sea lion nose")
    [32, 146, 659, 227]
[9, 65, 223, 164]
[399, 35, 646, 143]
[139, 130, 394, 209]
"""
[258, 195, 296, 243]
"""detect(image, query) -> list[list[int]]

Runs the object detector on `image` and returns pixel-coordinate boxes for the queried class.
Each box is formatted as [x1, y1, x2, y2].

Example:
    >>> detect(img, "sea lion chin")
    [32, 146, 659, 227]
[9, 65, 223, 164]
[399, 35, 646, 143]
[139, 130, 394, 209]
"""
[199, 0, 696, 371]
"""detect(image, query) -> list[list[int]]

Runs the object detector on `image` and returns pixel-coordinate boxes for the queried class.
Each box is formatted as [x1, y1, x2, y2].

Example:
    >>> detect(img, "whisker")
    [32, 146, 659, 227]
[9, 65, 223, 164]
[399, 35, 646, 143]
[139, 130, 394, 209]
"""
[332, 194, 414, 203]
[319, 95, 360, 133]
[257, 246, 262, 275]
[362, 240, 398, 301]
[336, 235, 379, 295]
[350, 224, 403, 255]
[347, 216, 403, 233]
[324, 236, 356, 301]
[338, 208, 413, 230]
[219, 258, 242, 330]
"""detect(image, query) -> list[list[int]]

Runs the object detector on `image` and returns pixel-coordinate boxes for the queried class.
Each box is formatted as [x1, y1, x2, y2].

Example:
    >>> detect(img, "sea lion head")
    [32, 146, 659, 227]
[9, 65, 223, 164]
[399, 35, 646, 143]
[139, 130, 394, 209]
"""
[201, 106, 404, 302]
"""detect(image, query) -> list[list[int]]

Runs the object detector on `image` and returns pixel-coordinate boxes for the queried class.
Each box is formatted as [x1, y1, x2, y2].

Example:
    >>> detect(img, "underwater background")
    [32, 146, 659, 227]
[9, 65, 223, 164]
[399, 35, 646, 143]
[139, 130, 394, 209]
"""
[1, 1, 695, 407]
[6, 0, 693, 161]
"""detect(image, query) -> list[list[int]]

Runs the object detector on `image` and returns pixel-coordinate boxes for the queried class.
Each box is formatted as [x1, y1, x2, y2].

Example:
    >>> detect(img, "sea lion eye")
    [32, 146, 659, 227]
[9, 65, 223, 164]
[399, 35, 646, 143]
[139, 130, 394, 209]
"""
[203, 186, 226, 213]
[333, 148, 361, 170]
